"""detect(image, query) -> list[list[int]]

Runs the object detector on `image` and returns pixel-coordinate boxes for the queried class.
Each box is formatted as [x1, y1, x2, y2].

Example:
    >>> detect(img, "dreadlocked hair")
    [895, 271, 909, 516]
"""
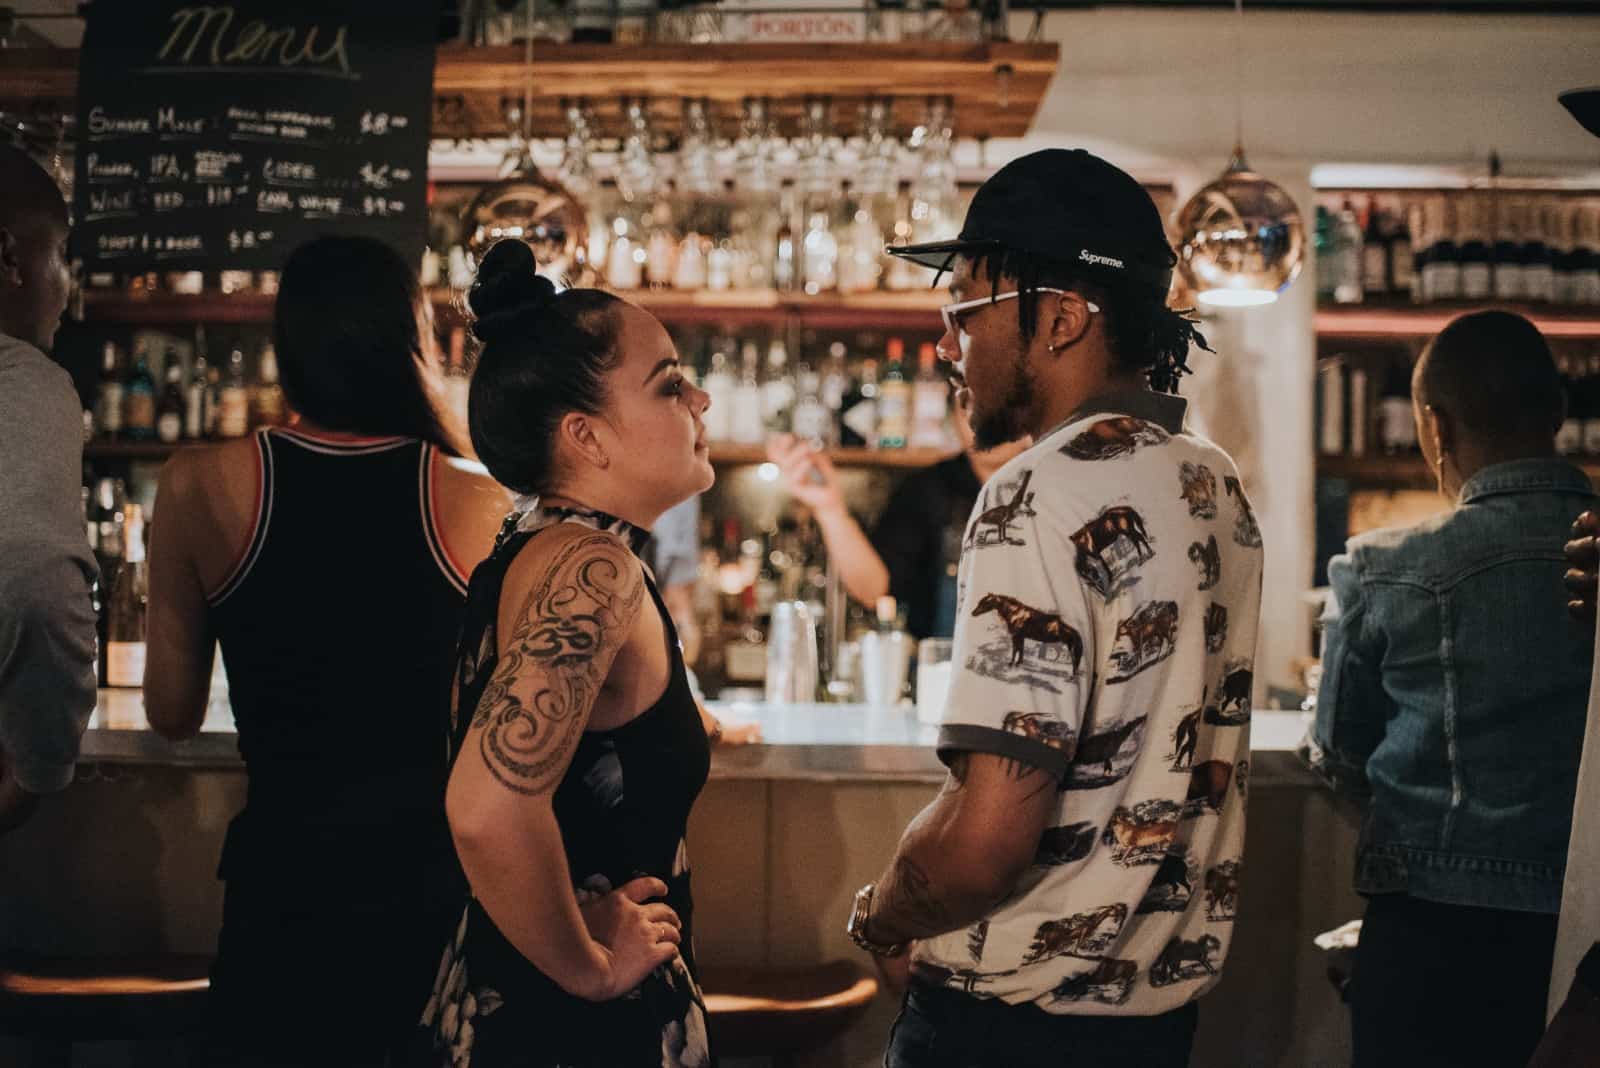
[965, 246, 1214, 395]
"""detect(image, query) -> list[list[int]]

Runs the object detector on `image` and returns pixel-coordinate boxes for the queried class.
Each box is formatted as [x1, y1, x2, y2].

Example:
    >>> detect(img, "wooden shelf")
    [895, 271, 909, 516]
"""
[84, 439, 955, 469]
[1316, 300, 1600, 341]
[4, 42, 1059, 141]
[1318, 454, 1600, 489]
[80, 288, 947, 331]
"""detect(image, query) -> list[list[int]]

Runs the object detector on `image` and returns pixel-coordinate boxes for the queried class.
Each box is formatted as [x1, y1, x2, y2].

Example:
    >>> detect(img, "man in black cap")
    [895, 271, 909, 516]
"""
[844, 148, 1264, 1067]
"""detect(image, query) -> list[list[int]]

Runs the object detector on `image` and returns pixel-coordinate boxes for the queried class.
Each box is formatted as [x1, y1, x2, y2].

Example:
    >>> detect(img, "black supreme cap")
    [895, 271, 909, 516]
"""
[1561, 87, 1600, 139]
[887, 148, 1176, 297]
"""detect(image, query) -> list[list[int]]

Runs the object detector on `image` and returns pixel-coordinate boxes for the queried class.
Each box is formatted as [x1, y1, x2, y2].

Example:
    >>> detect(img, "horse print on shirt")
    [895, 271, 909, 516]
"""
[1062, 416, 1171, 461]
[1072, 505, 1155, 599]
[1065, 715, 1148, 790]
[1108, 601, 1179, 683]
[1205, 859, 1241, 921]
[1178, 462, 1218, 519]
[968, 921, 990, 963]
[965, 470, 1037, 550]
[1022, 903, 1130, 965]
[973, 594, 1085, 675]
[1000, 710, 1076, 752]
[1188, 535, 1221, 591]
[1203, 661, 1253, 726]
[1049, 958, 1139, 1007]
[1150, 934, 1223, 987]
[1137, 848, 1197, 914]
[1182, 760, 1234, 816]
[1224, 475, 1263, 549]
[914, 963, 1018, 999]
[1170, 697, 1203, 770]
[964, 595, 1085, 694]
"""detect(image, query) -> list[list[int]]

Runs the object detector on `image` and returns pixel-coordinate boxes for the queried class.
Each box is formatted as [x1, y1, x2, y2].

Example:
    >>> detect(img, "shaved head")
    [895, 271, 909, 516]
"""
[0, 143, 71, 352]
[1415, 310, 1562, 447]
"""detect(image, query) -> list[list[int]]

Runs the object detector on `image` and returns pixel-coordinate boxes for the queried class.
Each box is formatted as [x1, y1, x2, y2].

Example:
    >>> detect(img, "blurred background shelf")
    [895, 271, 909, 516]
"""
[1315, 300, 1600, 340]
[1318, 454, 1600, 488]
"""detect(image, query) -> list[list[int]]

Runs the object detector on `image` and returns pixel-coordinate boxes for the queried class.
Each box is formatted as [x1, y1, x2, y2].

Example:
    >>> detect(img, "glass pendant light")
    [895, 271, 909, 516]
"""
[1175, 0, 1304, 308]
[460, 20, 589, 282]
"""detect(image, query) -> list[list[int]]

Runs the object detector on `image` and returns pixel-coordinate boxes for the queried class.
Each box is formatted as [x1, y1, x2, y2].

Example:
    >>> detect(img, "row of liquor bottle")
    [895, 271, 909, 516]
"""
[88, 338, 286, 444]
[1316, 348, 1600, 460]
[1316, 192, 1600, 306]
[691, 334, 956, 450]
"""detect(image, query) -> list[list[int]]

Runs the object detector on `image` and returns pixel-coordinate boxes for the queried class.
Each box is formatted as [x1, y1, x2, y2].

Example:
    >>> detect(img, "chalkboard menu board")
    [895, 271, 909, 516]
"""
[72, 1, 439, 273]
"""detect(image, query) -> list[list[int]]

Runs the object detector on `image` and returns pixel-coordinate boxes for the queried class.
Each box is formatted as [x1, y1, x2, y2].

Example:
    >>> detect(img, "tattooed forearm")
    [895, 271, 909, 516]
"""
[470, 533, 645, 796]
[884, 856, 953, 931]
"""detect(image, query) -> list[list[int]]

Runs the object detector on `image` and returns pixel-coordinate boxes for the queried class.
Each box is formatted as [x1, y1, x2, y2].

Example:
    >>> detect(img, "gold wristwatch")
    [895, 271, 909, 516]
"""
[847, 883, 907, 957]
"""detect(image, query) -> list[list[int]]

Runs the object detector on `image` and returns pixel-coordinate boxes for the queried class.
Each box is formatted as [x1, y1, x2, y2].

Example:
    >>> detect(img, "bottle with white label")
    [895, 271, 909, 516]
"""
[1573, 205, 1600, 306]
[95, 341, 124, 440]
[790, 365, 830, 446]
[762, 339, 796, 432]
[217, 347, 250, 439]
[1332, 200, 1364, 304]
[909, 342, 948, 448]
[1458, 196, 1492, 301]
[157, 354, 185, 444]
[841, 358, 880, 447]
[105, 504, 148, 688]
[820, 342, 849, 447]
[1523, 200, 1555, 305]
[731, 341, 766, 445]
[702, 346, 736, 442]
[185, 354, 210, 440]
[1492, 198, 1526, 302]
[876, 338, 911, 449]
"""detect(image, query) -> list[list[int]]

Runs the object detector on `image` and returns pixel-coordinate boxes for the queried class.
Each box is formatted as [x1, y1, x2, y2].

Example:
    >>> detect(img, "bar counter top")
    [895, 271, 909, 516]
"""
[83, 690, 1320, 785]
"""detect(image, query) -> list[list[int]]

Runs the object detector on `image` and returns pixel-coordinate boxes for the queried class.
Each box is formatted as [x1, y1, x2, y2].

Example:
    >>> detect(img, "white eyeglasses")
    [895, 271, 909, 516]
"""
[939, 287, 1100, 337]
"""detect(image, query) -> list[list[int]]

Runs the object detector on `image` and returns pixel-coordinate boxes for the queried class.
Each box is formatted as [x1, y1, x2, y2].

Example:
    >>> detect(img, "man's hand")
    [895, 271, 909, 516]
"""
[767, 434, 845, 517]
[872, 948, 913, 995]
[1565, 510, 1600, 623]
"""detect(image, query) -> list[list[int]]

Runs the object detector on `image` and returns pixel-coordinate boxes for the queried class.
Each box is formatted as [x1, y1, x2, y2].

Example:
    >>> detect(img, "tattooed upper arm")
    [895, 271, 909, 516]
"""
[467, 530, 646, 796]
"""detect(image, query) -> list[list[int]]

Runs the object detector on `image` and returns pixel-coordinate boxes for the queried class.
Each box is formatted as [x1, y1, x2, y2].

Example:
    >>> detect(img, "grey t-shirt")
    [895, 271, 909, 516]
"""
[648, 495, 701, 592]
[0, 333, 98, 794]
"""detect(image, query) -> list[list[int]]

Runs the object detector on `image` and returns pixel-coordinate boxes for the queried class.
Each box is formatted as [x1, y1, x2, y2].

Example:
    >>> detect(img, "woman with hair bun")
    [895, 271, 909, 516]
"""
[416, 240, 722, 1067]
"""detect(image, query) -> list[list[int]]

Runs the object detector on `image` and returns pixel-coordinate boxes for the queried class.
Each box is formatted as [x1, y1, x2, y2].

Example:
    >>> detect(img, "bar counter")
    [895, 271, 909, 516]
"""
[83, 689, 1322, 785]
[0, 695, 1355, 1067]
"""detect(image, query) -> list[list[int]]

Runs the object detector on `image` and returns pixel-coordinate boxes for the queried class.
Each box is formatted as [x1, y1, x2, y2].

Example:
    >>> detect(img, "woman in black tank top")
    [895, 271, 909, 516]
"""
[143, 236, 507, 1066]
[412, 240, 726, 1068]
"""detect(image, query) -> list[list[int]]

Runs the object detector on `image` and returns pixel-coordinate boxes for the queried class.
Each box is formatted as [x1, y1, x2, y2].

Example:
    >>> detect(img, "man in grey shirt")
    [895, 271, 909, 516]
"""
[0, 145, 98, 833]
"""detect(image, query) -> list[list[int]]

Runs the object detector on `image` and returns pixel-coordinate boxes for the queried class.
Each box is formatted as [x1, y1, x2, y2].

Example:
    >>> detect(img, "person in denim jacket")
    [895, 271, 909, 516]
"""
[1309, 310, 1596, 1068]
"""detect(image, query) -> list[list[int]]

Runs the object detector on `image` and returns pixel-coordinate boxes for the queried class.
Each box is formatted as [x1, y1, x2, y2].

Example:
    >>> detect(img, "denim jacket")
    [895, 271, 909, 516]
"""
[1309, 458, 1596, 914]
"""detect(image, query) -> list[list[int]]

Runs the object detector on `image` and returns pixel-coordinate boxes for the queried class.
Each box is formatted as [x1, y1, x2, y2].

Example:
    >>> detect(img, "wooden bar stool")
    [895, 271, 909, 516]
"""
[0, 954, 210, 1067]
[702, 960, 879, 1068]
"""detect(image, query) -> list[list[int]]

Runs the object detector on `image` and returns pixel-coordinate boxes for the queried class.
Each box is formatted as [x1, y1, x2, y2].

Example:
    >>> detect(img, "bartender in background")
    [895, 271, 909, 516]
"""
[768, 392, 1028, 640]
[647, 495, 703, 664]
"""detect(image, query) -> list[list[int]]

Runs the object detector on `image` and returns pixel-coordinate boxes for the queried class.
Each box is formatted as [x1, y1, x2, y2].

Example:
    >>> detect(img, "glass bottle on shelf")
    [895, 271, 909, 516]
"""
[1573, 205, 1600, 306]
[105, 504, 148, 689]
[763, 338, 796, 432]
[645, 196, 679, 289]
[801, 204, 839, 296]
[791, 364, 830, 447]
[702, 344, 736, 442]
[217, 346, 250, 439]
[184, 349, 209, 441]
[1522, 199, 1554, 305]
[673, 231, 708, 292]
[1458, 195, 1492, 301]
[95, 340, 124, 441]
[821, 342, 850, 448]
[1377, 362, 1415, 456]
[773, 185, 798, 293]
[909, 341, 948, 448]
[1361, 197, 1388, 297]
[838, 181, 886, 294]
[1403, 202, 1427, 303]
[877, 339, 911, 449]
[250, 342, 287, 429]
[156, 352, 185, 445]
[90, 477, 127, 583]
[1389, 202, 1416, 299]
[841, 357, 881, 448]
[1549, 201, 1576, 306]
[1331, 199, 1364, 304]
[122, 346, 157, 441]
[1492, 198, 1526, 302]
[732, 340, 766, 445]
[1421, 196, 1460, 303]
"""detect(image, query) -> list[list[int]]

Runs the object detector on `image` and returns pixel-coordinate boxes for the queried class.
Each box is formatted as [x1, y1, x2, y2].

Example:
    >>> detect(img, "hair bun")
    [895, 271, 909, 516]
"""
[468, 239, 558, 343]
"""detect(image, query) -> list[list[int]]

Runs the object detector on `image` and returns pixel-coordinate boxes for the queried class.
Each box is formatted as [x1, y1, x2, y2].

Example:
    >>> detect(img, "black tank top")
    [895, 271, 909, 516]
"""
[208, 427, 469, 902]
[415, 502, 713, 1068]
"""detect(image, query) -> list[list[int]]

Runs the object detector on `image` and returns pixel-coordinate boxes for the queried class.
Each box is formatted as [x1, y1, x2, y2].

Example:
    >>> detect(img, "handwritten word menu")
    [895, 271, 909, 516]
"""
[74, 1, 438, 273]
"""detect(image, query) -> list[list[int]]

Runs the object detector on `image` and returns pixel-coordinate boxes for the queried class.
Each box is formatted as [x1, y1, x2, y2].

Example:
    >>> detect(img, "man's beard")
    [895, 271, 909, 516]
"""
[970, 353, 1034, 450]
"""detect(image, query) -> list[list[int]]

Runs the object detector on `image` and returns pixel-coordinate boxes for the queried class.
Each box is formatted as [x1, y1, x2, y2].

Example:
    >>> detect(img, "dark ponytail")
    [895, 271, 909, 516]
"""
[467, 240, 623, 495]
[274, 235, 454, 449]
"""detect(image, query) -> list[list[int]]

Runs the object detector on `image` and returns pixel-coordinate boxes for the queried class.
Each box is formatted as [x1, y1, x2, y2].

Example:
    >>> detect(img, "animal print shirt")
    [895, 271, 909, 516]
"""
[912, 388, 1263, 1016]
